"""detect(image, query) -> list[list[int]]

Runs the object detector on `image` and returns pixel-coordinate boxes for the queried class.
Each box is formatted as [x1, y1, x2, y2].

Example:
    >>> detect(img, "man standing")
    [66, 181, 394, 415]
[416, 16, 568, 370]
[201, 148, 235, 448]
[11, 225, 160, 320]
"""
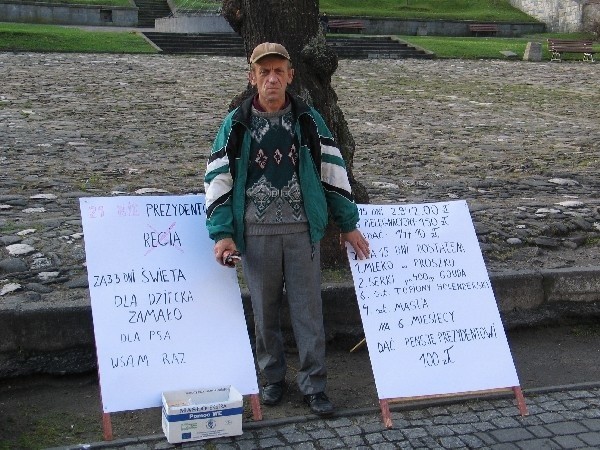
[205, 42, 369, 416]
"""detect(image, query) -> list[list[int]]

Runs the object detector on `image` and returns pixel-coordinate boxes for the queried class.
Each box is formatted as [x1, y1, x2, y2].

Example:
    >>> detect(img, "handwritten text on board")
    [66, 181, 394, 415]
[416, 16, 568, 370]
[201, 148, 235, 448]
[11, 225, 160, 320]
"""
[80, 195, 258, 413]
[347, 201, 519, 399]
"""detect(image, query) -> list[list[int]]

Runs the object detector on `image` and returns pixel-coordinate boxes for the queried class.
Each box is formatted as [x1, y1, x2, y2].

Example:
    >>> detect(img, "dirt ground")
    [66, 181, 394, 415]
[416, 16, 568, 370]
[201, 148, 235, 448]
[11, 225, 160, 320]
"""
[0, 324, 599, 449]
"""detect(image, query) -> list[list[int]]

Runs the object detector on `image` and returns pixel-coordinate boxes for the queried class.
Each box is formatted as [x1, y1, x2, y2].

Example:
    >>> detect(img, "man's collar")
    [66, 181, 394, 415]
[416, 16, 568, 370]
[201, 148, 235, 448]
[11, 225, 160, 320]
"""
[252, 93, 290, 112]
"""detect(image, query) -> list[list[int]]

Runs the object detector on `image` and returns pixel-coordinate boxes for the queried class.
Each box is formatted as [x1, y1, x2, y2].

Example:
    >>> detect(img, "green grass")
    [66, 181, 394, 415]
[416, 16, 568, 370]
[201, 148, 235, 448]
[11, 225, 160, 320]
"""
[322, 0, 533, 22]
[12, 0, 131, 5]
[398, 33, 599, 59]
[170, 0, 535, 22]
[0, 22, 157, 53]
[171, 0, 220, 11]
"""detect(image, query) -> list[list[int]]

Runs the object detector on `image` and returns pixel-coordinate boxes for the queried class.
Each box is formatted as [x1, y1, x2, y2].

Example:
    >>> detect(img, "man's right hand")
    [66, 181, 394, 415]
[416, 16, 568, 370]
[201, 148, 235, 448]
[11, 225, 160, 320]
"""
[214, 238, 239, 267]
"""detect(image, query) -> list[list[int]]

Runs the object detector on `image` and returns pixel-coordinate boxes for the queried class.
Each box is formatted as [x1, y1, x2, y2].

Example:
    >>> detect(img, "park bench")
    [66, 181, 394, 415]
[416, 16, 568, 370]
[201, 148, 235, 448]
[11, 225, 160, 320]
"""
[327, 19, 364, 34]
[547, 39, 596, 62]
[469, 23, 498, 36]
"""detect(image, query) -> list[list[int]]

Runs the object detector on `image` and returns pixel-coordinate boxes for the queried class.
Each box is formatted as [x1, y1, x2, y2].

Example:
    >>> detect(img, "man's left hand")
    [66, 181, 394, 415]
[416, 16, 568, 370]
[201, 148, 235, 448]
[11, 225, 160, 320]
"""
[340, 229, 370, 260]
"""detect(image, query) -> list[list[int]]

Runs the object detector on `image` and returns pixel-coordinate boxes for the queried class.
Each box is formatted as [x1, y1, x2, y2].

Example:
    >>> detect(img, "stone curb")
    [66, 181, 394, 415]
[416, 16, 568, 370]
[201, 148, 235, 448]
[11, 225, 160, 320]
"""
[1, 267, 599, 377]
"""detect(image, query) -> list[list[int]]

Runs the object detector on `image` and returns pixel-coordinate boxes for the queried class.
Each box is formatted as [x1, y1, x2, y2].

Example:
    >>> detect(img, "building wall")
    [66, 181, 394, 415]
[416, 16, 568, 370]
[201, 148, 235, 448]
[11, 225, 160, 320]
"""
[583, 0, 600, 32]
[509, 0, 590, 32]
[0, 1, 138, 27]
[360, 18, 544, 36]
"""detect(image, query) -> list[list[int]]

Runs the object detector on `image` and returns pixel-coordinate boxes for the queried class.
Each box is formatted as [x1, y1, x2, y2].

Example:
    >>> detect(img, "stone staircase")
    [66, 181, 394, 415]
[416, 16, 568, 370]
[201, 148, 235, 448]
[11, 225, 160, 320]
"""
[142, 33, 433, 59]
[143, 32, 245, 56]
[134, 0, 172, 28]
[326, 36, 432, 59]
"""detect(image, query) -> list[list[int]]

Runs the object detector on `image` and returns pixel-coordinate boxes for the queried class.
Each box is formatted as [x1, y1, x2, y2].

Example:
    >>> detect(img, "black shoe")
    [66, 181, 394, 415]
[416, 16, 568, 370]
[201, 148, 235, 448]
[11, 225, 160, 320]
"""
[261, 381, 285, 406]
[304, 392, 335, 416]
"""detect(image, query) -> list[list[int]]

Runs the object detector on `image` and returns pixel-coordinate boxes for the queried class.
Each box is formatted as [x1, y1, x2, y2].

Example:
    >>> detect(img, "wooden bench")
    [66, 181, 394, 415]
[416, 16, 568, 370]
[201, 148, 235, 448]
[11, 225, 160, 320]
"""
[327, 20, 364, 34]
[547, 39, 596, 62]
[469, 24, 498, 36]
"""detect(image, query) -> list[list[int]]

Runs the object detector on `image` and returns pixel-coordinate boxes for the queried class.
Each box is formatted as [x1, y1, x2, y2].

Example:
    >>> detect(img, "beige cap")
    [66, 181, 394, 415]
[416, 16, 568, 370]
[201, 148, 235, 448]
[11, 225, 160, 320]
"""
[250, 42, 290, 64]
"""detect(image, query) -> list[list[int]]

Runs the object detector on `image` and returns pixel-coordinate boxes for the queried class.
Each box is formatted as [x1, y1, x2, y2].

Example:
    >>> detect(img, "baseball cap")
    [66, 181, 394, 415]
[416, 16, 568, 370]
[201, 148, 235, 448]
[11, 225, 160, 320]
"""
[250, 42, 291, 64]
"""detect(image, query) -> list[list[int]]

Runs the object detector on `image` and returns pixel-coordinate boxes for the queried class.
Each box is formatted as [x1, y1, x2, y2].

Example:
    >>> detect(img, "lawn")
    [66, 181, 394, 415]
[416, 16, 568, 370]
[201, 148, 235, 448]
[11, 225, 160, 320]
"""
[168, 0, 535, 22]
[1, 0, 595, 58]
[398, 32, 599, 60]
[320, 0, 536, 22]
[21, 0, 132, 6]
[0, 22, 157, 53]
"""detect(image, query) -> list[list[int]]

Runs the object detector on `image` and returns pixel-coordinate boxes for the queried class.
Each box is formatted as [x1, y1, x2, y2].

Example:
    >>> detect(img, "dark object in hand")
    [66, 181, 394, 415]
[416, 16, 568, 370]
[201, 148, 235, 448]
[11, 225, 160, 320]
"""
[223, 251, 241, 267]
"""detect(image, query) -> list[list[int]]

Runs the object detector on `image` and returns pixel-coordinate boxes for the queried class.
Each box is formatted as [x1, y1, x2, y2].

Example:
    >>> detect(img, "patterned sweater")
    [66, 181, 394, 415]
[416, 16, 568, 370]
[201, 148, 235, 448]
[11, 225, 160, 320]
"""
[244, 99, 309, 236]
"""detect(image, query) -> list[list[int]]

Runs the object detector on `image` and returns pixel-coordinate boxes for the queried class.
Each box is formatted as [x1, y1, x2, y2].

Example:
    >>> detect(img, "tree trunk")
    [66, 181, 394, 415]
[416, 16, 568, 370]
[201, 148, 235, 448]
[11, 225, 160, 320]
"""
[222, 0, 369, 268]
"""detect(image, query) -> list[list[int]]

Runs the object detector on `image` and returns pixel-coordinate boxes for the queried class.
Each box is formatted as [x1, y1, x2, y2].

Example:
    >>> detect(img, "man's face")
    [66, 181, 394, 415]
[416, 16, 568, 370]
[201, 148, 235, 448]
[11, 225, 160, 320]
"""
[249, 56, 294, 111]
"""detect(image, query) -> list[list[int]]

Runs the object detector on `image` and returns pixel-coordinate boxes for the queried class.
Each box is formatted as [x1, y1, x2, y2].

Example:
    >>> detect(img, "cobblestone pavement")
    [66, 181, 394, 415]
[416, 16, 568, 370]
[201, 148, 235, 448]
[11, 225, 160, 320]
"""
[1, 54, 599, 306]
[1, 54, 600, 304]
[53, 384, 600, 449]
[1, 53, 599, 450]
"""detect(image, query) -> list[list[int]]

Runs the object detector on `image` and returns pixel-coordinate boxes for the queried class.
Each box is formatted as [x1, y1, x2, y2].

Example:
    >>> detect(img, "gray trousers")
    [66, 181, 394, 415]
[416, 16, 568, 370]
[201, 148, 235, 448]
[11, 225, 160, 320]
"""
[242, 232, 327, 395]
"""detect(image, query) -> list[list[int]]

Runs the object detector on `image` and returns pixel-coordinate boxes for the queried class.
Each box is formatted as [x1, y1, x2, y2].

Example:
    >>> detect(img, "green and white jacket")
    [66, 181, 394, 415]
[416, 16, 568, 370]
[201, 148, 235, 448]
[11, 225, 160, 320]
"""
[204, 94, 359, 253]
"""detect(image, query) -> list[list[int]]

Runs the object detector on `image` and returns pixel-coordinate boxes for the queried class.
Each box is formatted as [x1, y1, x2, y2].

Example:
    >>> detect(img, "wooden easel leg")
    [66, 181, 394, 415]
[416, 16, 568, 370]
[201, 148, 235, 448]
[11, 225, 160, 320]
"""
[512, 386, 528, 416]
[250, 394, 263, 421]
[379, 399, 393, 428]
[350, 337, 366, 353]
[102, 412, 113, 441]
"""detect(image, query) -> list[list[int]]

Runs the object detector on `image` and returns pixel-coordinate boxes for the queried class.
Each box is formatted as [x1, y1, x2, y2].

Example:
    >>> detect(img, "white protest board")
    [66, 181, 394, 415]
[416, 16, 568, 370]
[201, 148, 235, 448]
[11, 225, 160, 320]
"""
[79, 195, 258, 413]
[347, 200, 519, 400]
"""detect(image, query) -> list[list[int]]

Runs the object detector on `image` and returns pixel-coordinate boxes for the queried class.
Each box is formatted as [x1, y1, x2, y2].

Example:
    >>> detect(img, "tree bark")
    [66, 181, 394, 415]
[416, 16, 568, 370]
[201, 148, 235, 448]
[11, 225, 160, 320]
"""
[222, 0, 369, 268]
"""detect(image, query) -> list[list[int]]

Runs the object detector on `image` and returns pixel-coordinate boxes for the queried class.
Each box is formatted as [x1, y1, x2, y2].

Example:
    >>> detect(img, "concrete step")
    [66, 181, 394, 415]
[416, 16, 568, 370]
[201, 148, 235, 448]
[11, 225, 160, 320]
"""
[133, 0, 172, 27]
[142, 33, 432, 59]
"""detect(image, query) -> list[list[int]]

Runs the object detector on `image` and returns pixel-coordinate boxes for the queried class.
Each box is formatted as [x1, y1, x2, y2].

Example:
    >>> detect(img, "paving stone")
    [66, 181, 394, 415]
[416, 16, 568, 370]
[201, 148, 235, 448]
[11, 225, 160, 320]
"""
[341, 434, 366, 447]
[536, 412, 566, 424]
[379, 428, 405, 442]
[579, 431, 600, 446]
[544, 421, 589, 435]
[515, 438, 557, 449]
[401, 427, 431, 440]
[335, 425, 363, 437]
[583, 408, 600, 418]
[473, 421, 497, 432]
[491, 416, 521, 429]
[318, 437, 346, 449]
[562, 399, 590, 410]
[370, 443, 399, 450]
[325, 417, 353, 428]
[289, 443, 316, 450]
[237, 441, 260, 450]
[284, 431, 313, 443]
[459, 434, 487, 448]
[448, 423, 478, 435]
[425, 424, 454, 437]
[364, 432, 386, 445]
[551, 434, 587, 448]
[569, 390, 596, 399]
[581, 418, 600, 431]
[489, 443, 520, 449]
[308, 428, 336, 439]
[490, 427, 535, 442]
[475, 431, 501, 446]
[256, 436, 286, 448]
[439, 435, 467, 448]
[526, 425, 553, 438]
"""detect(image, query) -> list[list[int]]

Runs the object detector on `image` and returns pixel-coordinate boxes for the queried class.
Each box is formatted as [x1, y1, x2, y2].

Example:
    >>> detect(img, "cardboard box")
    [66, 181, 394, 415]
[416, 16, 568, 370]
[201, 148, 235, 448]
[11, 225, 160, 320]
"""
[162, 385, 243, 444]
